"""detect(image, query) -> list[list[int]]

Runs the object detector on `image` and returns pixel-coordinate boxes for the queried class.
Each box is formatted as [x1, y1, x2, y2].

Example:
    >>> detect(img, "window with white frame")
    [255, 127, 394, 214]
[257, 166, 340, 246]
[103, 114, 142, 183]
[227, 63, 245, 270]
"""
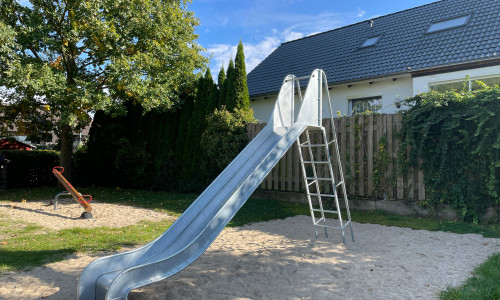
[429, 75, 500, 93]
[349, 96, 382, 116]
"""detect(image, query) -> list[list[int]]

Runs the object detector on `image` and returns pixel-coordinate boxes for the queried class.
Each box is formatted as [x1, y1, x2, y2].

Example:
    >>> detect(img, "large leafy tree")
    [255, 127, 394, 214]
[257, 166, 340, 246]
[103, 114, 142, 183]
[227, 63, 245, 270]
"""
[0, 0, 207, 178]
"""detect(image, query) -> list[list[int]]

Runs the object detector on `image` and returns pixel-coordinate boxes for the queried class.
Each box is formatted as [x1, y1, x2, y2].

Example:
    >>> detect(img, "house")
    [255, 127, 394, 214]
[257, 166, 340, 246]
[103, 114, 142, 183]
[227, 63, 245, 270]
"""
[247, 0, 500, 121]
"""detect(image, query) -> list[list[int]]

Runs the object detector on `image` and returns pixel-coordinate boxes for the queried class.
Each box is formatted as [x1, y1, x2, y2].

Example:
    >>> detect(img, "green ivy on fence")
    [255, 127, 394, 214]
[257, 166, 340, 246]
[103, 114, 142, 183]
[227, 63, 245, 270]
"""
[373, 134, 396, 199]
[400, 85, 500, 223]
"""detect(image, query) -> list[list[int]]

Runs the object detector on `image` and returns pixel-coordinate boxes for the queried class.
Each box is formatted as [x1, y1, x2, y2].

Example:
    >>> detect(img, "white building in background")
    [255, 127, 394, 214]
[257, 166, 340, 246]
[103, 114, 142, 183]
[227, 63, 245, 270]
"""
[247, 0, 500, 122]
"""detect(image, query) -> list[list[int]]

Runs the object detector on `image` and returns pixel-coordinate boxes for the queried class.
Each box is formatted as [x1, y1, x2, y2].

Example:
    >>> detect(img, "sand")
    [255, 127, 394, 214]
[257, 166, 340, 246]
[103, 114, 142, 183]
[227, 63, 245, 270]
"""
[0, 200, 499, 300]
[0, 200, 174, 231]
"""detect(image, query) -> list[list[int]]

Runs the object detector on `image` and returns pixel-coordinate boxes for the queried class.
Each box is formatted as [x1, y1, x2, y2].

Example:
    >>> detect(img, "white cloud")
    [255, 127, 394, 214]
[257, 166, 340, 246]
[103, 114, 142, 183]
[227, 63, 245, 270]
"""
[282, 30, 304, 42]
[357, 8, 366, 18]
[243, 37, 281, 71]
[205, 36, 281, 76]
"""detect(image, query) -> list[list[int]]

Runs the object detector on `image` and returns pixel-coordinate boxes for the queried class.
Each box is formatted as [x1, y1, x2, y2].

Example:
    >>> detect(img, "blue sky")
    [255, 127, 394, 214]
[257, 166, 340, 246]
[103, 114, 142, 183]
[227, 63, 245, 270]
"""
[189, 0, 437, 75]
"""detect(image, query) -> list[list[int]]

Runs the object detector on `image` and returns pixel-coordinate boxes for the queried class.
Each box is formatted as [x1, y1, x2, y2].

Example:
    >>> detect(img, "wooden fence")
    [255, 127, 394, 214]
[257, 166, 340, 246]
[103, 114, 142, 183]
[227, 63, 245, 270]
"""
[246, 114, 425, 201]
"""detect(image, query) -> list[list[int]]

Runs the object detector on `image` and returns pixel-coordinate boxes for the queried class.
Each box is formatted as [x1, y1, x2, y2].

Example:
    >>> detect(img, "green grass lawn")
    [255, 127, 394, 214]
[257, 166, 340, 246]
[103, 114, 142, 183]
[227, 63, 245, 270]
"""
[1, 187, 499, 299]
[440, 253, 500, 300]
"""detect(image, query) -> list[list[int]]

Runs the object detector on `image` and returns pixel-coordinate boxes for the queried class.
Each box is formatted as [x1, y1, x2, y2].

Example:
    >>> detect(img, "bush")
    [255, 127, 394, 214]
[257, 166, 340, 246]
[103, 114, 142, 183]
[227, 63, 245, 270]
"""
[200, 107, 256, 183]
[2, 150, 59, 188]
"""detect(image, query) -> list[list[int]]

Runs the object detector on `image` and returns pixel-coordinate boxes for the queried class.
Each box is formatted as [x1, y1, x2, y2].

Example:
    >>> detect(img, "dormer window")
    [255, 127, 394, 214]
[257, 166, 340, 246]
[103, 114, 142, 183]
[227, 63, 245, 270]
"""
[427, 15, 470, 33]
[361, 36, 381, 48]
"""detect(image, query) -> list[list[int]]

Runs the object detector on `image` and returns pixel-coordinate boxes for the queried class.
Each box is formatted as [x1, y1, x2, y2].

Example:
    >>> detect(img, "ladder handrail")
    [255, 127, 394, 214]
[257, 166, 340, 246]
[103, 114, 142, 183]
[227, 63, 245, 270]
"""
[318, 70, 353, 226]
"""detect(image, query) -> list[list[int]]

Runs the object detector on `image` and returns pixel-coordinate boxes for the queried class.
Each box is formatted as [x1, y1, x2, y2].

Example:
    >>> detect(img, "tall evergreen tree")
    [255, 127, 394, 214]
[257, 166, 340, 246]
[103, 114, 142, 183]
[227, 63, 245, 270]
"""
[226, 41, 250, 111]
[217, 66, 226, 93]
[220, 59, 234, 108]
[183, 69, 215, 180]
[206, 82, 219, 115]
[175, 92, 195, 165]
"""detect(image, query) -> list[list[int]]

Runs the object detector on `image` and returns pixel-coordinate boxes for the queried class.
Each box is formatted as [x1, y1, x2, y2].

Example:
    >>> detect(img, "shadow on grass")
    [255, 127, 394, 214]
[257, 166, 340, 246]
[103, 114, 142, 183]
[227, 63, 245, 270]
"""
[0, 249, 75, 272]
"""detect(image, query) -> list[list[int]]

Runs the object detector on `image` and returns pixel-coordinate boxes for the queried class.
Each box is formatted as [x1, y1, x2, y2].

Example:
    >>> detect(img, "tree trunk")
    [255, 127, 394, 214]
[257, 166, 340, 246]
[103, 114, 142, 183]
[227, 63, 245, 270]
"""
[60, 123, 74, 181]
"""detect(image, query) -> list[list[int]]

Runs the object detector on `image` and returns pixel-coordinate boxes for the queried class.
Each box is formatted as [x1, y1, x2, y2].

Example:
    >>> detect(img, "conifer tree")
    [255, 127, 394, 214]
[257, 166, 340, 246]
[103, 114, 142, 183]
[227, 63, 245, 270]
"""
[217, 66, 226, 93]
[182, 69, 215, 180]
[220, 59, 234, 108]
[226, 41, 250, 111]
[175, 92, 194, 165]
[206, 82, 219, 115]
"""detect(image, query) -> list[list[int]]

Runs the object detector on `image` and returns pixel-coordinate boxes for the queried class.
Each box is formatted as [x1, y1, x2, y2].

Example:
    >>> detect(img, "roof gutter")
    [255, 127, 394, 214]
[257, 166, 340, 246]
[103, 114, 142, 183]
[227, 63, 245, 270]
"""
[410, 57, 500, 78]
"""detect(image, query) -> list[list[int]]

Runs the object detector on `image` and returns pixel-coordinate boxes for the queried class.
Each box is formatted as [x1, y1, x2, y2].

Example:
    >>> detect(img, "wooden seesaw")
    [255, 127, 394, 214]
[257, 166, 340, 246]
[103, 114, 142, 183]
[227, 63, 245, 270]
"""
[52, 166, 93, 219]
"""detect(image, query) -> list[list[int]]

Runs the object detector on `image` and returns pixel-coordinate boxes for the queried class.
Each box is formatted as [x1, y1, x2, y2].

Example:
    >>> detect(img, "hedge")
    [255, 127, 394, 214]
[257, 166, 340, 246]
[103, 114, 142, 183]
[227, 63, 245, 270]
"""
[2, 150, 59, 188]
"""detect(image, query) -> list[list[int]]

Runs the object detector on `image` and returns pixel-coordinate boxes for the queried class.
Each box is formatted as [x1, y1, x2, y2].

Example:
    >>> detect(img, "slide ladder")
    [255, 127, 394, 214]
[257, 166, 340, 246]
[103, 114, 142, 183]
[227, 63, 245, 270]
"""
[77, 69, 353, 300]
[288, 71, 354, 243]
[297, 127, 354, 243]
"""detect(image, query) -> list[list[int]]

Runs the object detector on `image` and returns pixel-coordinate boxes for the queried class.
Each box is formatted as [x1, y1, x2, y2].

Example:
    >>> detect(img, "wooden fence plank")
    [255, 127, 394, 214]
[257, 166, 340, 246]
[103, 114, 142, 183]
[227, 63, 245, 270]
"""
[247, 123, 254, 141]
[340, 117, 347, 189]
[265, 125, 273, 189]
[366, 115, 374, 197]
[323, 119, 331, 193]
[386, 114, 394, 199]
[286, 147, 293, 191]
[418, 158, 425, 201]
[357, 115, 365, 196]
[395, 114, 404, 199]
[280, 154, 286, 191]
[293, 143, 300, 191]
[375, 115, 384, 198]
[349, 116, 356, 195]
[333, 118, 341, 192]
[407, 146, 414, 200]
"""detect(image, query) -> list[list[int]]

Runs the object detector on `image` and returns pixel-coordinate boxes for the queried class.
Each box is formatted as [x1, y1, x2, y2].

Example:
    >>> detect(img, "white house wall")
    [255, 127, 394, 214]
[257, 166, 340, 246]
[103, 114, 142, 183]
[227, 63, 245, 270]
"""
[250, 75, 413, 122]
[412, 65, 500, 95]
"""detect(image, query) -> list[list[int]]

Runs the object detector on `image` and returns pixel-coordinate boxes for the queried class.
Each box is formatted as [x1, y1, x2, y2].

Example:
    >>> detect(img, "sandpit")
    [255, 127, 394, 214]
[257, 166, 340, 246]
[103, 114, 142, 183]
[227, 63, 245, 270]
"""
[0, 199, 174, 230]
[0, 200, 499, 300]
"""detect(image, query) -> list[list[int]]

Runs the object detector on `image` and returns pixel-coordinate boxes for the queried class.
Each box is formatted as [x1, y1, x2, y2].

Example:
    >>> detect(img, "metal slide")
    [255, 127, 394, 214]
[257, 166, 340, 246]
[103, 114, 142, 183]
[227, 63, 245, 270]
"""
[78, 70, 327, 300]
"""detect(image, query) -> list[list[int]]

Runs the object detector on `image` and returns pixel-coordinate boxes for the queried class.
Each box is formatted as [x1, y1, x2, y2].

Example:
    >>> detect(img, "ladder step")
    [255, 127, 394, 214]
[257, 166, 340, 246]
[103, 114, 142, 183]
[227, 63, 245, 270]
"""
[312, 209, 338, 214]
[306, 177, 333, 181]
[299, 144, 327, 147]
[303, 161, 329, 164]
[313, 223, 343, 230]
[309, 193, 336, 197]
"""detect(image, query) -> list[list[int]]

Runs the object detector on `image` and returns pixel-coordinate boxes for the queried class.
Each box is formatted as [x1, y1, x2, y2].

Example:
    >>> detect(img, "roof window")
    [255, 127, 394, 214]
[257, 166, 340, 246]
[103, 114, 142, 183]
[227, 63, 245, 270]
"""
[427, 15, 470, 33]
[361, 36, 381, 48]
